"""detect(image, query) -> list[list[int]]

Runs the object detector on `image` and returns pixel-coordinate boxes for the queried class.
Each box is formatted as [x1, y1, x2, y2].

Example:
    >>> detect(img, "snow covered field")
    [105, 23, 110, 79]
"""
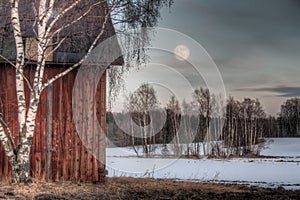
[106, 138, 300, 189]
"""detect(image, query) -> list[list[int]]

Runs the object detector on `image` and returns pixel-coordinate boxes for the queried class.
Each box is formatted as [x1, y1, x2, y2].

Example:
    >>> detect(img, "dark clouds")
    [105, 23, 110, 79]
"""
[164, 0, 300, 60]
[163, 1, 299, 55]
[156, 0, 300, 114]
[235, 86, 300, 97]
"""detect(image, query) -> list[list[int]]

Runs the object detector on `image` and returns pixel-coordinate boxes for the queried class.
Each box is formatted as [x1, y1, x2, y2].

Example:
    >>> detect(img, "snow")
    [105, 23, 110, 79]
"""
[260, 138, 300, 157]
[106, 138, 300, 189]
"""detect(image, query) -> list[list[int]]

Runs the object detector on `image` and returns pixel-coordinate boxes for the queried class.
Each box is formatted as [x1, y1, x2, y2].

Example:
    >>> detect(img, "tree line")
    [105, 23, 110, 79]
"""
[107, 83, 300, 157]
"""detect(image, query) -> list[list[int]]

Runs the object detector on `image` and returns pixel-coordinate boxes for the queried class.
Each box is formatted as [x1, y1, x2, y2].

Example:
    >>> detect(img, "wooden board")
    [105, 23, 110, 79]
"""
[0, 65, 107, 182]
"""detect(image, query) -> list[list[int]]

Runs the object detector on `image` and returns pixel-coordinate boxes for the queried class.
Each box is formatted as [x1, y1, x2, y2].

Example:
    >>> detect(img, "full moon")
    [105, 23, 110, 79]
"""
[174, 44, 190, 61]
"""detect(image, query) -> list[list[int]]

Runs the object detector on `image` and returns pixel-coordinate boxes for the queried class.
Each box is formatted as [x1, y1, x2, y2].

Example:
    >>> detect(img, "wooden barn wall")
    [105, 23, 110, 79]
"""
[0, 64, 106, 182]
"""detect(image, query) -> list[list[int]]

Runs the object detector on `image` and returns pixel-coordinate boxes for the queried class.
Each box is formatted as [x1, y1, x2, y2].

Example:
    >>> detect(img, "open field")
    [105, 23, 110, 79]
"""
[107, 138, 300, 189]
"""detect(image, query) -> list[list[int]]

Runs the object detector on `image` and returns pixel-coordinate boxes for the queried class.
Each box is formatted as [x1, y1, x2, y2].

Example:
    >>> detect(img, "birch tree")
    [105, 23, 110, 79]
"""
[279, 98, 300, 137]
[126, 83, 158, 156]
[0, 0, 173, 183]
[181, 99, 193, 156]
[222, 97, 266, 156]
[193, 87, 212, 156]
[166, 96, 181, 156]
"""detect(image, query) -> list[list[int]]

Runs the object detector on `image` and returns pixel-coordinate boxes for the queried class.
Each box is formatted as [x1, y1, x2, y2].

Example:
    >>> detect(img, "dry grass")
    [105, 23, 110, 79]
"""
[207, 154, 282, 159]
[0, 177, 299, 199]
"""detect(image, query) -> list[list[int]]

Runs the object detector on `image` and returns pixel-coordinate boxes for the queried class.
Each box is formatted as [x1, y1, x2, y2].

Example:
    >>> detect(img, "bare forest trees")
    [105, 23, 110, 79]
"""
[193, 88, 212, 156]
[108, 87, 299, 159]
[126, 83, 158, 156]
[166, 96, 181, 156]
[222, 97, 266, 156]
[181, 99, 198, 157]
[278, 98, 300, 137]
[0, 0, 173, 183]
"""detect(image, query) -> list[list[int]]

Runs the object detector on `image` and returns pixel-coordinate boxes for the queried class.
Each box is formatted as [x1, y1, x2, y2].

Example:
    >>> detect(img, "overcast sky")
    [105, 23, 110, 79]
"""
[113, 0, 300, 115]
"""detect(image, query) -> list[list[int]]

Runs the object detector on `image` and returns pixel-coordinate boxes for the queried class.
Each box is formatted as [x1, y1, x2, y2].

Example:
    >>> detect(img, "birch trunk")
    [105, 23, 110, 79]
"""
[9, 0, 31, 183]
[143, 113, 149, 156]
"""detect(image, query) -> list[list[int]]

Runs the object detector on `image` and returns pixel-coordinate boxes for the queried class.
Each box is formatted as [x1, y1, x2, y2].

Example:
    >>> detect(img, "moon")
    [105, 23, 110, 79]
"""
[174, 44, 190, 61]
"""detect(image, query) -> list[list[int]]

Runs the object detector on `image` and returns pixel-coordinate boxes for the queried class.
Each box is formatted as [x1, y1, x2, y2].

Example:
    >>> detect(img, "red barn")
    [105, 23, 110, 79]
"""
[0, 0, 122, 182]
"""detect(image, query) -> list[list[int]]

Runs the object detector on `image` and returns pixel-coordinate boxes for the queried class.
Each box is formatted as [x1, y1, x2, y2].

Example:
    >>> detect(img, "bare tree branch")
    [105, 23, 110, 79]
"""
[41, 6, 110, 91]
[0, 115, 16, 166]
[33, 0, 55, 93]
[0, 54, 33, 91]
[49, 0, 106, 39]
[0, 115, 16, 151]
[42, 0, 56, 28]
[45, 0, 84, 38]
[45, 37, 67, 59]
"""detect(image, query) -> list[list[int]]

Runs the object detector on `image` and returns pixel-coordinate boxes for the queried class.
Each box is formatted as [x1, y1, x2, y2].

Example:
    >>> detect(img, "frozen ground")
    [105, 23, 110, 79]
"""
[260, 138, 300, 157]
[106, 138, 300, 189]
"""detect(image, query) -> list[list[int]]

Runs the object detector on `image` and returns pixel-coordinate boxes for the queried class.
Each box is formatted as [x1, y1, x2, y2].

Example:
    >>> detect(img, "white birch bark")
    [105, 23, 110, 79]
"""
[10, 0, 27, 144]
[0, 119, 16, 166]
[9, 0, 32, 182]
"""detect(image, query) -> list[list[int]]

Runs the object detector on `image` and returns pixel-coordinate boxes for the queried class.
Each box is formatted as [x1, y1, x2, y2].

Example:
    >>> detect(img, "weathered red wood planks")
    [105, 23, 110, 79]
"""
[0, 64, 106, 182]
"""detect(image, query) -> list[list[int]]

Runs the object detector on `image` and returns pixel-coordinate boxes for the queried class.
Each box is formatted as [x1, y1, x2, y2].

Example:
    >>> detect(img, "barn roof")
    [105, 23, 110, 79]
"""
[0, 0, 123, 66]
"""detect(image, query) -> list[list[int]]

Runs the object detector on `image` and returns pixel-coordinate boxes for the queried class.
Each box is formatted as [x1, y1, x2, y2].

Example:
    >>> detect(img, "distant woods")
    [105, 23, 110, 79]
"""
[107, 85, 300, 157]
[277, 98, 300, 137]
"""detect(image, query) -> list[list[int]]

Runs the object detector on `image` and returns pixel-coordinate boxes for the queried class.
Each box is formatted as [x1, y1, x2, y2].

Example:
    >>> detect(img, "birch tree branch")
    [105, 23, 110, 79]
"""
[0, 54, 33, 91]
[45, 0, 106, 62]
[45, 0, 84, 38]
[0, 115, 16, 166]
[33, 0, 50, 93]
[45, 36, 67, 59]
[31, 1, 38, 39]
[41, 6, 110, 91]
[48, 1, 105, 39]
[0, 115, 17, 150]
[42, 0, 55, 29]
